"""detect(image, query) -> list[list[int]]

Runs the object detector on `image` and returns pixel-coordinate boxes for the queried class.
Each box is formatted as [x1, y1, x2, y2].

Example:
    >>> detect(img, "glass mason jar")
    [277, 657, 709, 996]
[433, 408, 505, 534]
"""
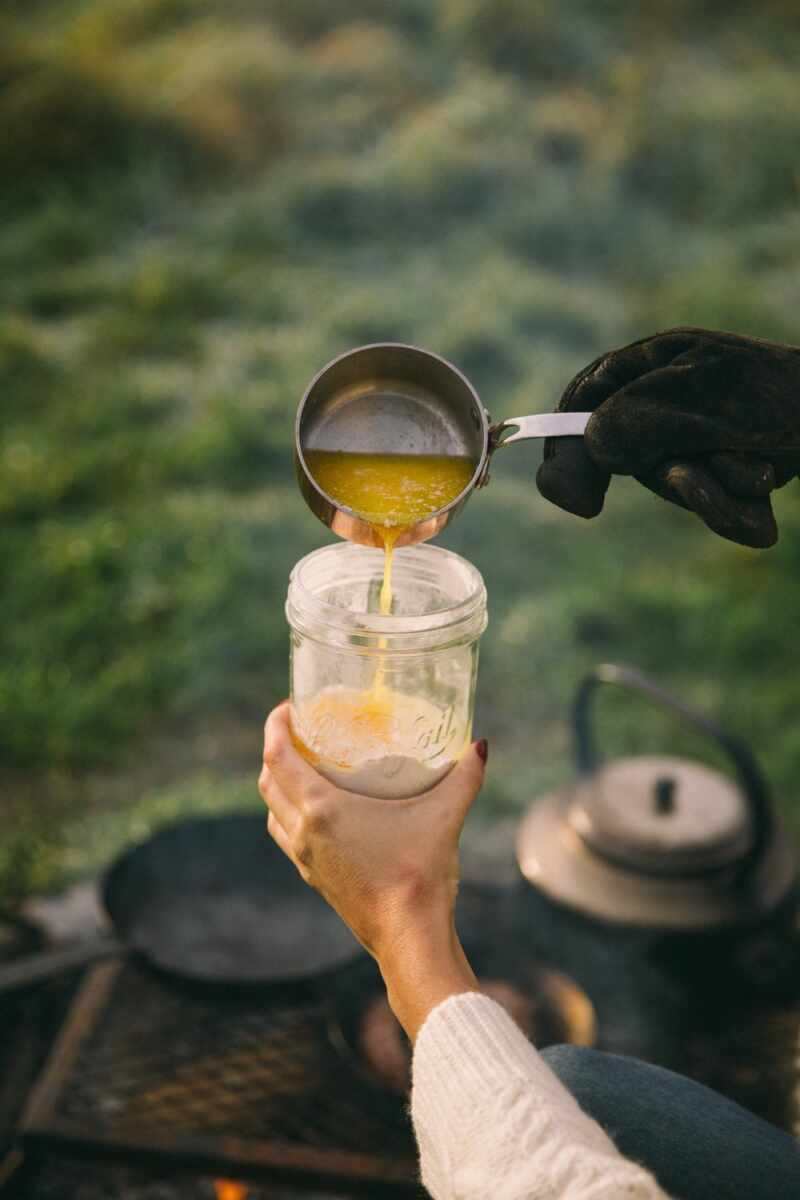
[286, 542, 487, 799]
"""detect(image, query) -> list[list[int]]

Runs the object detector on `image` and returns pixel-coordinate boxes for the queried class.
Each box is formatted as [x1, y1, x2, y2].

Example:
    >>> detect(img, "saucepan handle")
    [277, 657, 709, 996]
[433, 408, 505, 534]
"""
[489, 411, 591, 450]
[572, 663, 773, 884]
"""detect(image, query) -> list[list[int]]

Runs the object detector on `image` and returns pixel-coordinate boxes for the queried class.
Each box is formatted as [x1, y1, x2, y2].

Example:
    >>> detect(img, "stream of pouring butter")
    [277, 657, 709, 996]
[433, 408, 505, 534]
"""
[375, 525, 399, 695]
[378, 526, 399, 616]
[300, 451, 474, 765]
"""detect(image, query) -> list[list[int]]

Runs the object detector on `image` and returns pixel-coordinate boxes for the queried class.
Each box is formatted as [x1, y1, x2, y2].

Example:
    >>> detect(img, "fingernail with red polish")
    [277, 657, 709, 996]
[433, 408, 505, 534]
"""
[475, 738, 489, 764]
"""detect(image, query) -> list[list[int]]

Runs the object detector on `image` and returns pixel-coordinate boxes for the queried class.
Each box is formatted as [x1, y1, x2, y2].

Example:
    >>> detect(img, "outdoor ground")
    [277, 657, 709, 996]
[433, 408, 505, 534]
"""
[2, 0, 800, 903]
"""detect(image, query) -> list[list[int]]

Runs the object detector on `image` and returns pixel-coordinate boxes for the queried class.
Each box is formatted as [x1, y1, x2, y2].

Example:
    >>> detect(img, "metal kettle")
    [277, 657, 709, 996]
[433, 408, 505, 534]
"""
[517, 664, 796, 930]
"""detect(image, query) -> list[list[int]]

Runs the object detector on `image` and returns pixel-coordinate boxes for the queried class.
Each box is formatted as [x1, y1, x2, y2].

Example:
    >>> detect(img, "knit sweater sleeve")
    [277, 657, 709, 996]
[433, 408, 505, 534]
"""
[410, 992, 671, 1200]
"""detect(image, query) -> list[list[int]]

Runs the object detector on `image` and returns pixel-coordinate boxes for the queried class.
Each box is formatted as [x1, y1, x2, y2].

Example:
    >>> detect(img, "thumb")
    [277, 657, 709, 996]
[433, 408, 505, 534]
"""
[436, 739, 488, 824]
[537, 436, 610, 517]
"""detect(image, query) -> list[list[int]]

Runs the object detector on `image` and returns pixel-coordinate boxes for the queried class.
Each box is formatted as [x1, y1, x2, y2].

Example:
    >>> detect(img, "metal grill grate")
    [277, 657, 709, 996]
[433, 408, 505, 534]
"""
[21, 961, 421, 1196]
[16, 880, 516, 1198]
[17, 881, 800, 1196]
[17, 1155, 341, 1199]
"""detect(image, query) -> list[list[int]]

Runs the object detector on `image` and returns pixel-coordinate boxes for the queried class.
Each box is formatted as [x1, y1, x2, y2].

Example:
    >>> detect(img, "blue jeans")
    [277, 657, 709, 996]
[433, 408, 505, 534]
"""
[542, 1046, 800, 1200]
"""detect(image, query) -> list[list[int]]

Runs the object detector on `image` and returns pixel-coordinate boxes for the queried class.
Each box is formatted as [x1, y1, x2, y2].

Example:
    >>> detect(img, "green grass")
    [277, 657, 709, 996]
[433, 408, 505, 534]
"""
[1, 0, 800, 902]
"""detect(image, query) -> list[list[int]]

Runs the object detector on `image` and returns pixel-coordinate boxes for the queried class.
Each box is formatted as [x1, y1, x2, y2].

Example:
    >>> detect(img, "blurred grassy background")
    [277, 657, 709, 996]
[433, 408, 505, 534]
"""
[2, 0, 800, 902]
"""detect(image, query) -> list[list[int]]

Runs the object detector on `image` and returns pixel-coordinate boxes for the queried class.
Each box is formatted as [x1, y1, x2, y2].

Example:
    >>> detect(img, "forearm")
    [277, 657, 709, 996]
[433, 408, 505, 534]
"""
[372, 902, 670, 1199]
[377, 908, 478, 1042]
[379, 899, 669, 1198]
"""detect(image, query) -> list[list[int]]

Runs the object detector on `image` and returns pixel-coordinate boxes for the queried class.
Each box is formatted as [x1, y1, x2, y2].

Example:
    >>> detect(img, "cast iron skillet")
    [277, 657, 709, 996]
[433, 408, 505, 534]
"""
[0, 813, 362, 993]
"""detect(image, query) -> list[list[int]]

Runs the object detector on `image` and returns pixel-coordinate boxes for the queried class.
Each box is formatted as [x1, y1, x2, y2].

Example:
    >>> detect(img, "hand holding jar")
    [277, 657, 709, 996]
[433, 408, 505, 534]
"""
[260, 702, 488, 1038]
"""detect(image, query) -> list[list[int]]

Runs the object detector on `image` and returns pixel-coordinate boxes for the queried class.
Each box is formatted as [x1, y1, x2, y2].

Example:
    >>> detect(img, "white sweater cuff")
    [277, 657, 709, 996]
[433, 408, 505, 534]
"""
[410, 992, 670, 1200]
[411, 992, 614, 1151]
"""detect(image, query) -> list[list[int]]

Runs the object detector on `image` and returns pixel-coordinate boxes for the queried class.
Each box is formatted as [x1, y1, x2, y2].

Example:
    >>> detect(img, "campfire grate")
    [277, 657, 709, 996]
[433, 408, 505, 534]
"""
[15, 1155, 317, 1199]
[13, 879, 800, 1196]
[19, 960, 423, 1197]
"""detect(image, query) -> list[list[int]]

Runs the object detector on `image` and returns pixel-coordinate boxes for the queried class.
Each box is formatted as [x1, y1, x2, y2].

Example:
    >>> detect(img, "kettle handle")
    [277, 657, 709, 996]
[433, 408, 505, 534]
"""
[572, 663, 773, 885]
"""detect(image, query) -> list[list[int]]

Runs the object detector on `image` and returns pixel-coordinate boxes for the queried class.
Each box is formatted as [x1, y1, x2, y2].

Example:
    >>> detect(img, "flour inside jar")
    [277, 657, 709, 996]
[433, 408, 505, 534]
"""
[291, 685, 461, 800]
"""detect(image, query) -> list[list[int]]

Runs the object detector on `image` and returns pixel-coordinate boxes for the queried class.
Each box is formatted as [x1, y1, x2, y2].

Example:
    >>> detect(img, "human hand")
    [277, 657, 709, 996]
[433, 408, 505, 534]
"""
[259, 701, 487, 965]
[536, 327, 800, 548]
[260, 702, 487, 1037]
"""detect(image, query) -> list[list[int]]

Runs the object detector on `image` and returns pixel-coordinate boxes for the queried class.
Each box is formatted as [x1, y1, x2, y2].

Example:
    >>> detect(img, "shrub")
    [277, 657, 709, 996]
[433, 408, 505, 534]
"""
[623, 64, 800, 223]
[260, 0, 431, 42]
[0, 320, 61, 421]
[438, 0, 606, 80]
[115, 25, 291, 171]
[0, 43, 200, 188]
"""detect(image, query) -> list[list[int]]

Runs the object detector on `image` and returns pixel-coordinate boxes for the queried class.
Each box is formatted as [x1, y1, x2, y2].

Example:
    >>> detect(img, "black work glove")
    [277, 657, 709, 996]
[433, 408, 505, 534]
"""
[537, 327, 800, 548]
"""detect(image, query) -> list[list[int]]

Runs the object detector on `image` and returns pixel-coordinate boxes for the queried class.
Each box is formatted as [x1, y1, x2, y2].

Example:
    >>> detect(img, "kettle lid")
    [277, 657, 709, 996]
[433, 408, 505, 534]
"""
[570, 755, 753, 876]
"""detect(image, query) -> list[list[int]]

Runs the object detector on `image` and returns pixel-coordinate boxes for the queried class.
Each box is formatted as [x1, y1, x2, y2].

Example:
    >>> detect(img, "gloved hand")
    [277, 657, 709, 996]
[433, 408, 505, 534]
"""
[536, 327, 800, 547]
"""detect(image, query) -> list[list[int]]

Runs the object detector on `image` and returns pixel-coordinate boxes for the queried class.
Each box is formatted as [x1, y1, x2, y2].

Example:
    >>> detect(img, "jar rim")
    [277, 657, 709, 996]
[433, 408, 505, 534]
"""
[286, 542, 487, 646]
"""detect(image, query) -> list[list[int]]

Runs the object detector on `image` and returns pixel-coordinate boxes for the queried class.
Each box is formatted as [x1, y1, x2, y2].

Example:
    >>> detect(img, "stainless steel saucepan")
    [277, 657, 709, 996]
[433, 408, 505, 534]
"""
[295, 343, 590, 548]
